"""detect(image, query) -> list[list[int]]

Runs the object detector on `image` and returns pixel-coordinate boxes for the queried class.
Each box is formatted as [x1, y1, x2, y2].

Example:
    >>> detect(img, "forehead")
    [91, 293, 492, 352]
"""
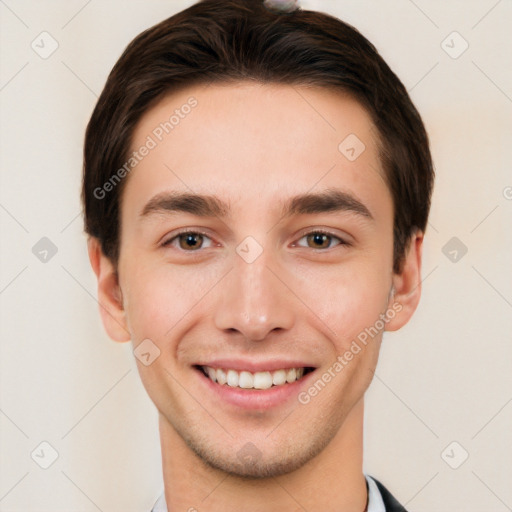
[123, 81, 389, 221]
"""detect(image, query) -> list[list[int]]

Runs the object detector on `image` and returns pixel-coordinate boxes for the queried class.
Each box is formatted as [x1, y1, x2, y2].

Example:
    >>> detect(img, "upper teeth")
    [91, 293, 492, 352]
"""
[202, 366, 305, 390]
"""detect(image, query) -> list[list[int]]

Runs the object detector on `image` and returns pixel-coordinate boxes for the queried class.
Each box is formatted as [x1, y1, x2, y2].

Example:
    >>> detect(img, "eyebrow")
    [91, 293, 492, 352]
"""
[140, 188, 373, 221]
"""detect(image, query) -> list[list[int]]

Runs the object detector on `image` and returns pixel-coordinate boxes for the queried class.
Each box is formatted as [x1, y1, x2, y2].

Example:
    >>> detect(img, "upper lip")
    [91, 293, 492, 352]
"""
[196, 359, 316, 373]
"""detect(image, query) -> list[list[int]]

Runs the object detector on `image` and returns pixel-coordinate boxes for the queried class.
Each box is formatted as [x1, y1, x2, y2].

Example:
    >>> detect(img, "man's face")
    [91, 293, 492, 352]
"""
[115, 82, 400, 477]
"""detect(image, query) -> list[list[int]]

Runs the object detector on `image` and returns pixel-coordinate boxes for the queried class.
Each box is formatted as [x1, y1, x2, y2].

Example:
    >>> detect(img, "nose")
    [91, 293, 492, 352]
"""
[213, 247, 295, 341]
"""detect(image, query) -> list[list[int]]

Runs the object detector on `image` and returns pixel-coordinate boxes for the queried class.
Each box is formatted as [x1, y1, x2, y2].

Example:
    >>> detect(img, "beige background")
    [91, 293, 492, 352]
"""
[1, 0, 511, 510]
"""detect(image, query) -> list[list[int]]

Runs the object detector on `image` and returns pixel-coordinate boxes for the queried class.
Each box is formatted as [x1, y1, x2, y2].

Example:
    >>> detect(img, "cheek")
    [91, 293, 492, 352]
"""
[293, 257, 391, 348]
[121, 259, 222, 341]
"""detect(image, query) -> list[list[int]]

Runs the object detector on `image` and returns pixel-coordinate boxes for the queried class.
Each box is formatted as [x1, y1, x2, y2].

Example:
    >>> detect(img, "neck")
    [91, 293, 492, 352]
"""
[159, 399, 367, 512]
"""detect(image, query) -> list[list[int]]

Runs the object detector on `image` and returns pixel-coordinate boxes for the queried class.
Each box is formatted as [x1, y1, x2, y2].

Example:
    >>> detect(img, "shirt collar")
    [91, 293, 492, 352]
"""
[366, 475, 386, 512]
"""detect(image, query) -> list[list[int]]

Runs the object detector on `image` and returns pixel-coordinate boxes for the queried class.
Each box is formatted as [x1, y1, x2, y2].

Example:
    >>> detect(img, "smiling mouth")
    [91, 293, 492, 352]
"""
[196, 365, 315, 390]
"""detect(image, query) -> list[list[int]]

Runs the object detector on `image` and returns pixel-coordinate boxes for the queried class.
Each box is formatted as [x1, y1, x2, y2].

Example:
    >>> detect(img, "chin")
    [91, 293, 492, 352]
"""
[182, 427, 337, 480]
[198, 449, 313, 479]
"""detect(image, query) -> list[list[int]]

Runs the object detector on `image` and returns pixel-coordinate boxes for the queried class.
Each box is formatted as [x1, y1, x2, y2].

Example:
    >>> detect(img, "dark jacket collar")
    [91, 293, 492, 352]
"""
[371, 477, 408, 511]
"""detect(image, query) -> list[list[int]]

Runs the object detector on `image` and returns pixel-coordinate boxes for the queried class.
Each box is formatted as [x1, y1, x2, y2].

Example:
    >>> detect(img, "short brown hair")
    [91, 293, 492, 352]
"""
[82, 0, 434, 273]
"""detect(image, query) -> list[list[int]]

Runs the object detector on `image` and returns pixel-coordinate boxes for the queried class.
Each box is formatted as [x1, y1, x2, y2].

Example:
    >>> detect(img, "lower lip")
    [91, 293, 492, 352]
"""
[195, 368, 315, 410]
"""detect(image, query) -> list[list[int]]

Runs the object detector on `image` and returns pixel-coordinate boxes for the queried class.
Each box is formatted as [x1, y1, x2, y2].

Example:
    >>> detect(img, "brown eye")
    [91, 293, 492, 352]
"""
[163, 231, 213, 251]
[178, 233, 203, 250]
[295, 231, 345, 250]
[307, 233, 331, 249]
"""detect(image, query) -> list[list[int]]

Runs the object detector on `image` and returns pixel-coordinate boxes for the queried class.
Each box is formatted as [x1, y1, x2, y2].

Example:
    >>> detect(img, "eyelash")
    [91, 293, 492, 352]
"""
[161, 229, 349, 252]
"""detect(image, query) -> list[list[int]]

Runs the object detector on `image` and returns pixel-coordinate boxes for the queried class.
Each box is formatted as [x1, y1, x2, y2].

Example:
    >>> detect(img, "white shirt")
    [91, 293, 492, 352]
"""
[151, 474, 385, 511]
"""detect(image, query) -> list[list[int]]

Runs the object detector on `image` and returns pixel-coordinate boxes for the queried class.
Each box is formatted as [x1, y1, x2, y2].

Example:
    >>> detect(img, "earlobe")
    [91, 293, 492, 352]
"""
[385, 231, 424, 332]
[87, 237, 131, 342]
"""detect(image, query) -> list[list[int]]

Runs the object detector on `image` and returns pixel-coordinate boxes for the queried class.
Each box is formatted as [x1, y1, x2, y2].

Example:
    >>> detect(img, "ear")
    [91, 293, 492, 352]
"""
[87, 237, 131, 342]
[385, 230, 424, 332]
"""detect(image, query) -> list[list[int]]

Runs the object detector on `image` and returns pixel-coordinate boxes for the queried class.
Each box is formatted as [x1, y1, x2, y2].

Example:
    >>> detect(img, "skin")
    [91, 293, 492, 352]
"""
[88, 82, 423, 512]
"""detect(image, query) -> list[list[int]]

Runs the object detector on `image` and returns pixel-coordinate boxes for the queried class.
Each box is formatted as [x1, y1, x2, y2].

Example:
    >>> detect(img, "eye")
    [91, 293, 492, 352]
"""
[161, 229, 348, 252]
[162, 231, 214, 251]
[295, 230, 347, 250]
